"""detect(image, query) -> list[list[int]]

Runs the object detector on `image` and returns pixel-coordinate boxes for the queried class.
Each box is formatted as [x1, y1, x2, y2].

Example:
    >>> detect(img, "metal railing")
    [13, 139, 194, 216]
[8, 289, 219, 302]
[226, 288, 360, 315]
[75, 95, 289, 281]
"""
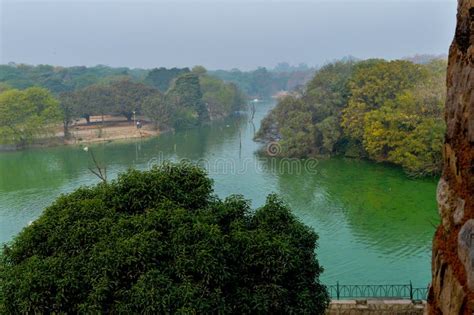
[327, 282, 429, 300]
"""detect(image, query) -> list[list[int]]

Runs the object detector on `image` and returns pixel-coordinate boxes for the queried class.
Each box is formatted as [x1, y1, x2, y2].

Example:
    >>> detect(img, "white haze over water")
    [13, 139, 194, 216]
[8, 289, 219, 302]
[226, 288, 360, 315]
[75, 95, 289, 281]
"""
[0, 0, 456, 70]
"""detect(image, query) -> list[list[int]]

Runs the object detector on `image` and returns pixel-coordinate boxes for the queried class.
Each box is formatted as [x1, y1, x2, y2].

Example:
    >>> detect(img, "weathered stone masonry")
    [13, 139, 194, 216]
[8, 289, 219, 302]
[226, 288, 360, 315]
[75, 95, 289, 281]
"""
[427, 0, 474, 314]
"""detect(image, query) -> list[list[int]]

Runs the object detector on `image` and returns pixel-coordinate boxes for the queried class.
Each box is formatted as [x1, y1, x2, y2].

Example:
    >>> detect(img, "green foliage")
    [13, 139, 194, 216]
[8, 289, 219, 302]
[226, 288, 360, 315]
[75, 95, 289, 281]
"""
[0, 64, 247, 134]
[256, 61, 355, 157]
[142, 92, 174, 130]
[0, 83, 12, 93]
[363, 81, 445, 176]
[200, 75, 246, 119]
[166, 73, 208, 127]
[349, 59, 446, 176]
[191, 65, 207, 75]
[342, 59, 426, 139]
[59, 79, 156, 123]
[211, 66, 316, 99]
[0, 87, 61, 146]
[0, 162, 329, 314]
[0, 64, 146, 94]
[315, 116, 341, 153]
[265, 96, 318, 157]
[109, 79, 156, 121]
[58, 91, 80, 138]
[63, 84, 115, 123]
[144, 67, 190, 92]
[257, 58, 447, 176]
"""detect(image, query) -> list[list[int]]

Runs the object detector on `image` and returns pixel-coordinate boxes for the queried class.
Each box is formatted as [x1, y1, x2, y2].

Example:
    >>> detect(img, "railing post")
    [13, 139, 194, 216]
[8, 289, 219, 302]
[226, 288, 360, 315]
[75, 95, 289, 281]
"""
[336, 281, 340, 300]
[409, 281, 413, 300]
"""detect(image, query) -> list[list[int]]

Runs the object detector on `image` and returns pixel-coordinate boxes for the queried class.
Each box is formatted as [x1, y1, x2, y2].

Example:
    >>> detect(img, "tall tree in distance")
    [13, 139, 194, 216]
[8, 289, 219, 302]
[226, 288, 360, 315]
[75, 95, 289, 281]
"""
[71, 84, 114, 124]
[142, 92, 175, 130]
[167, 73, 209, 127]
[58, 91, 79, 139]
[145, 67, 190, 92]
[109, 79, 157, 122]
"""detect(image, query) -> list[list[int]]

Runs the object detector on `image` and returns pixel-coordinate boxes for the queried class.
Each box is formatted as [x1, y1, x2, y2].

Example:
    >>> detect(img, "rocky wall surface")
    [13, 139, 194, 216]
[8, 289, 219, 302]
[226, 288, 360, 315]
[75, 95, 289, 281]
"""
[427, 0, 474, 314]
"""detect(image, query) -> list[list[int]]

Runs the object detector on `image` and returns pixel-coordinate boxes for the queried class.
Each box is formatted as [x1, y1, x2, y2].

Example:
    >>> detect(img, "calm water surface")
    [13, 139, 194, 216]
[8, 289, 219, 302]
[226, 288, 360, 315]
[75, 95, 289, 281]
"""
[0, 101, 438, 287]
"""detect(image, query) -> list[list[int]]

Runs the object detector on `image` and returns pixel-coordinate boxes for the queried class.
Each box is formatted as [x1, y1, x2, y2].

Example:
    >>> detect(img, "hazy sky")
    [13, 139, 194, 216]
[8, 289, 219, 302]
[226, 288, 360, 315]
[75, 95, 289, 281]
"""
[0, 0, 457, 70]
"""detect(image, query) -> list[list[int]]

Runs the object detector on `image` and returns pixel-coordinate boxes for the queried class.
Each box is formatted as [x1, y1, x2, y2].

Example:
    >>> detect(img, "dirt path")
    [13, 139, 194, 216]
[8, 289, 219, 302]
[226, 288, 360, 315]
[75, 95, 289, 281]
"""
[64, 116, 159, 145]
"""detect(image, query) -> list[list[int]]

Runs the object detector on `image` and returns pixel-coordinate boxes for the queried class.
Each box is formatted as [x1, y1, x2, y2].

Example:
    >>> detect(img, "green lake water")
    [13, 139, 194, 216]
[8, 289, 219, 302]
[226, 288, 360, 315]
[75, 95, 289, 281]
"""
[0, 101, 438, 288]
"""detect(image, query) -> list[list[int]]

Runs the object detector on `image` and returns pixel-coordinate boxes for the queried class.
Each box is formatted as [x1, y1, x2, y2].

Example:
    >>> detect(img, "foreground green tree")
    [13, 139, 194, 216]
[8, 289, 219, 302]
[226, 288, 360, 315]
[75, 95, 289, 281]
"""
[0, 87, 61, 146]
[0, 162, 329, 314]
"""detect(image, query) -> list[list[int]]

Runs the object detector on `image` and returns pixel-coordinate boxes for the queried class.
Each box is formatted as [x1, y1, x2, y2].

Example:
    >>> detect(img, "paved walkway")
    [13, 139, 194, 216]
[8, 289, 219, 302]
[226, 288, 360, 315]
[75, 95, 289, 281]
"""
[326, 299, 426, 314]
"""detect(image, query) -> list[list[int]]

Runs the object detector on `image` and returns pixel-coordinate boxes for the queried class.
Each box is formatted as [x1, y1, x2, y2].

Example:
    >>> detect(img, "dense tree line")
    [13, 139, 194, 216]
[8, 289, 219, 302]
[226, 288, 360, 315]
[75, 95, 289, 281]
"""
[143, 67, 246, 130]
[256, 58, 447, 177]
[0, 65, 247, 146]
[0, 162, 330, 313]
[211, 66, 315, 99]
[145, 67, 190, 92]
[0, 64, 147, 93]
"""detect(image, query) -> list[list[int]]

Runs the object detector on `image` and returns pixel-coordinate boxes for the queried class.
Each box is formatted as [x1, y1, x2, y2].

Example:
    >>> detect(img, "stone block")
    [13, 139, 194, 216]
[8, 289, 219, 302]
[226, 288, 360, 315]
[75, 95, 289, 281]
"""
[458, 219, 474, 290]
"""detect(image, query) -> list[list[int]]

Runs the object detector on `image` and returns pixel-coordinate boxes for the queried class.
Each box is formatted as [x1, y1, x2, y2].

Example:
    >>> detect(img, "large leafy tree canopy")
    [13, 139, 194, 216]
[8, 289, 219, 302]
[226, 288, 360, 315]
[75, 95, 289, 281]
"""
[109, 79, 157, 121]
[198, 67, 247, 120]
[257, 61, 356, 156]
[165, 72, 209, 128]
[341, 59, 426, 139]
[256, 58, 447, 176]
[142, 91, 174, 130]
[144, 67, 190, 92]
[0, 162, 329, 314]
[60, 79, 157, 122]
[0, 87, 61, 146]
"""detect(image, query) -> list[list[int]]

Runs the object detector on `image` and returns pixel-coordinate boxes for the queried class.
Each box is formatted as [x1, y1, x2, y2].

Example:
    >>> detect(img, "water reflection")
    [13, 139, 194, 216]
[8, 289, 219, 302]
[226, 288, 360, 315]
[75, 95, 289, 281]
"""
[263, 157, 438, 256]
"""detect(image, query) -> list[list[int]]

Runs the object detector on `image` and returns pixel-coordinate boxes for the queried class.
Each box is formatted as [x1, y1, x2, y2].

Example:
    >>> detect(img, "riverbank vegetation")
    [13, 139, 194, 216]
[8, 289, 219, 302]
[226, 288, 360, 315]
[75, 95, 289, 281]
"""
[0, 64, 246, 148]
[0, 162, 329, 313]
[256, 58, 447, 177]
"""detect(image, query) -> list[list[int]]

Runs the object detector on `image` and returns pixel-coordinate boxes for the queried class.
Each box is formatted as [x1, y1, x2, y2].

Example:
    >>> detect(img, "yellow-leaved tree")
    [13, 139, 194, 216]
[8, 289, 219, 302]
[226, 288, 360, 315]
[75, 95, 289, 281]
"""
[0, 87, 61, 147]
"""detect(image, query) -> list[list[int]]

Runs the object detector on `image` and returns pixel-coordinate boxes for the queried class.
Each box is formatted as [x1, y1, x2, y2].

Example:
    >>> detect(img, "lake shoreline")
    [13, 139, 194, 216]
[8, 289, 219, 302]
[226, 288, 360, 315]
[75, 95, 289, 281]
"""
[0, 112, 248, 152]
[0, 132, 160, 152]
[0, 119, 161, 152]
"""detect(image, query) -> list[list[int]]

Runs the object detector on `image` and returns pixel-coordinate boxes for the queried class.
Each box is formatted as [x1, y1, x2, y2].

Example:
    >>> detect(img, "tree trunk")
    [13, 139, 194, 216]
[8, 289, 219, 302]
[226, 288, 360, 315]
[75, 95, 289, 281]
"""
[63, 121, 70, 139]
